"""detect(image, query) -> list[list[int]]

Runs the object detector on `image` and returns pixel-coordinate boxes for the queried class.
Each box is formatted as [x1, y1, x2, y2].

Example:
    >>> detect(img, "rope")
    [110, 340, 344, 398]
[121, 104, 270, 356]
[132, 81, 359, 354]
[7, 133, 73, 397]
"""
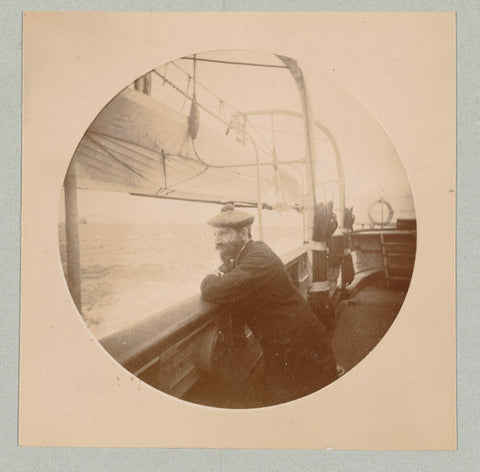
[154, 69, 280, 159]
[85, 134, 161, 188]
[248, 119, 276, 158]
[192, 54, 197, 97]
[190, 135, 261, 173]
[172, 61, 239, 114]
[181, 56, 289, 69]
[168, 61, 283, 161]
[87, 131, 249, 191]
[172, 60, 247, 120]
[159, 166, 210, 194]
[152, 69, 230, 126]
[160, 64, 168, 85]
[130, 192, 261, 208]
[153, 65, 282, 162]
[271, 114, 276, 152]
[172, 171, 241, 192]
[179, 76, 191, 112]
[248, 123, 322, 139]
[161, 149, 167, 188]
[89, 65, 308, 203]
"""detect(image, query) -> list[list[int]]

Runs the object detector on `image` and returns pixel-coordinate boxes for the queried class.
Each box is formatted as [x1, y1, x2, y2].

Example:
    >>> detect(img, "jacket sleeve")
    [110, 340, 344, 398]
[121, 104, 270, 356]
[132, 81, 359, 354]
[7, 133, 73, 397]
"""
[201, 246, 277, 305]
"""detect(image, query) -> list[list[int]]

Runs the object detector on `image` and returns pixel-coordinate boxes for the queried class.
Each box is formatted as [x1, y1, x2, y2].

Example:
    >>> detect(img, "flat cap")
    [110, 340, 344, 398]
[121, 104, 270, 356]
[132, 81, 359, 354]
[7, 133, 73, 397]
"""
[207, 204, 255, 228]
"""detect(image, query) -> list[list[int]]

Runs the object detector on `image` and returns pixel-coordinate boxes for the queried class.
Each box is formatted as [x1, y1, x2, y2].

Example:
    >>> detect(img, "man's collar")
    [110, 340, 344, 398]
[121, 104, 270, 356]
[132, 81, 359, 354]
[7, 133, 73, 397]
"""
[234, 239, 252, 264]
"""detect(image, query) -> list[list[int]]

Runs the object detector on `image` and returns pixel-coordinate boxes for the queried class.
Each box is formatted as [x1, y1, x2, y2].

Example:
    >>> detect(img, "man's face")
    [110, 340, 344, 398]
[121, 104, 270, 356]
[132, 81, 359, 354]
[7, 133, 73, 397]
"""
[213, 226, 245, 261]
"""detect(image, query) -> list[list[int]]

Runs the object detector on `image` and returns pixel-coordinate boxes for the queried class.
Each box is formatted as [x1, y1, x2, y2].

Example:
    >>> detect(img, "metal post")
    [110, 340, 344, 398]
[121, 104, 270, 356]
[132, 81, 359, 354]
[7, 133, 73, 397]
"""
[270, 114, 280, 196]
[64, 162, 82, 310]
[227, 124, 264, 241]
[276, 55, 317, 242]
[255, 154, 264, 241]
[314, 121, 346, 229]
[239, 108, 346, 242]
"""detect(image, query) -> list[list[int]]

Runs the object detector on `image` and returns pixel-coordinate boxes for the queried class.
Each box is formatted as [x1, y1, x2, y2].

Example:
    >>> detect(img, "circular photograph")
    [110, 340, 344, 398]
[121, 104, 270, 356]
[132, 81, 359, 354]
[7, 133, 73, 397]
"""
[58, 50, 416, 408]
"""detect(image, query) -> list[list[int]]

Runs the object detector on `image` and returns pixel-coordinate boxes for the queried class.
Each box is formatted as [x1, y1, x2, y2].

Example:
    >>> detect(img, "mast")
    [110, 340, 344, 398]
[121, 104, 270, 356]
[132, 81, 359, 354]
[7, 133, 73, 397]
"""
[64, 71, 154, 311]
[64, 162, 82, 310]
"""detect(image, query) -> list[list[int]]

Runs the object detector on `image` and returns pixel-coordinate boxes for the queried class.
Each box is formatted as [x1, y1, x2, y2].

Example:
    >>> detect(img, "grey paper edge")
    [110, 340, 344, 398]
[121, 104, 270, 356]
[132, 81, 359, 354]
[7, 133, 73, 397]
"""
[2, 1, 477, 471]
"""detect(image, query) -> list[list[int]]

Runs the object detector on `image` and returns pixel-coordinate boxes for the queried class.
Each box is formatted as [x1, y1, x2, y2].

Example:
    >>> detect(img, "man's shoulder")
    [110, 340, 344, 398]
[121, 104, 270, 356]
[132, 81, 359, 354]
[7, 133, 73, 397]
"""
[245, 239, 272, 253]
[242, 240, 281, 262]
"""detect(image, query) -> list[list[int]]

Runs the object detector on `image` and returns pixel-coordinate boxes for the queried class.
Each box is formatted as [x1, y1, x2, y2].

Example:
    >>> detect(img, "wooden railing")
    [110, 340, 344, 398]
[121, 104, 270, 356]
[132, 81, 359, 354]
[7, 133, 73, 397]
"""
[99, 245, 309, 404]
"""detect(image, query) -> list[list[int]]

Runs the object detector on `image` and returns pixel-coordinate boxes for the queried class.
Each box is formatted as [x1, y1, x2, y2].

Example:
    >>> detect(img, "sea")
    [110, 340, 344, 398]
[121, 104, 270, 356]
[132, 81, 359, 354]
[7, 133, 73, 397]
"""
[58, 222, 304, 339]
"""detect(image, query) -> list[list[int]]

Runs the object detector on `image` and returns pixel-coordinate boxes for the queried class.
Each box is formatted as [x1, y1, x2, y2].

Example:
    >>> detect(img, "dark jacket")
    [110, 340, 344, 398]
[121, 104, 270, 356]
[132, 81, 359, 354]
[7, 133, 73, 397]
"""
[201, 240, 323, 343]
[201, 240, 337, 403]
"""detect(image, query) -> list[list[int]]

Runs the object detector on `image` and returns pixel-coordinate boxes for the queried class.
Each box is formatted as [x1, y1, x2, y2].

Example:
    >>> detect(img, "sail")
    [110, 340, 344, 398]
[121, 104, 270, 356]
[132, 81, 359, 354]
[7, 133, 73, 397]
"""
[73, 89, 304, 206]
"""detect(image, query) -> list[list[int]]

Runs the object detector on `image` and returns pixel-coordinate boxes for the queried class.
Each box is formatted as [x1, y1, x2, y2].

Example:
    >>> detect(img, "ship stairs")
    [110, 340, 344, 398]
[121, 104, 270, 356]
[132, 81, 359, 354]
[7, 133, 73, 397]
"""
[379, 231, 416, 289]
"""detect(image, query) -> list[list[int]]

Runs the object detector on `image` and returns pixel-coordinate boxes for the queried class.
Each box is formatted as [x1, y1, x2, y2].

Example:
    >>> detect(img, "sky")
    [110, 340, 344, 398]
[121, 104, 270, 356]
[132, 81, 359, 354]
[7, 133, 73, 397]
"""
[60, 49, 415, 227]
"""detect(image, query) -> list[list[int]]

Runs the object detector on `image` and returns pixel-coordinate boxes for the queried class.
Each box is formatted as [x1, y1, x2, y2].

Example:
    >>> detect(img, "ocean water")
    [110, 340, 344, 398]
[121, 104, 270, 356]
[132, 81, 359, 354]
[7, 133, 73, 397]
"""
[58, 222, 303, 339]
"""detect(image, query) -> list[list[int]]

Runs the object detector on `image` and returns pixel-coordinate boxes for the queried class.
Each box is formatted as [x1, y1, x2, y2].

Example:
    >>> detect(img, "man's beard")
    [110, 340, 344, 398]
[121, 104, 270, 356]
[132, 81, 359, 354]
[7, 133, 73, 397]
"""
[216, 240, 244, 262]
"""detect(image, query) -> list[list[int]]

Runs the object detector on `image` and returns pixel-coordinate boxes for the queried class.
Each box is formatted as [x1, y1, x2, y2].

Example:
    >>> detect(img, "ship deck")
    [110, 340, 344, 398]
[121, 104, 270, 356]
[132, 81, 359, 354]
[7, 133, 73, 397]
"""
[332, 275, 407, 374]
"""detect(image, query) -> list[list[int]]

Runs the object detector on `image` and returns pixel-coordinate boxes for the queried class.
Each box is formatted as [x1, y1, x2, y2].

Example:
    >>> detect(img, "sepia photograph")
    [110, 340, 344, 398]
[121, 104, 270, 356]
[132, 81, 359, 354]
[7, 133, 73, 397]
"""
[20, 11, 455, 450]
[58, 49, 416, 408]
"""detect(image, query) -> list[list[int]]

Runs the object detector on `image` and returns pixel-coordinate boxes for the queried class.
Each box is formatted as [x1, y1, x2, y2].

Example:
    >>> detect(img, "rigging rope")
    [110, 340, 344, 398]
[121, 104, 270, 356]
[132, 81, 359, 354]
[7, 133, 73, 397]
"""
[247, 123, 313, 139]
[159, 165, 210, 194]
[164, 62, 285, 161]
[179, 76, 191, 112]
[88, 128, 266, 190]
[88, 129, 256, 179]
[172, 61, 239, 114]
[85, 134, 161, 189]
[152, 69, 229, 126]
[130, 192, 264, 208]
[181, 56, 289, 69]
[86, 63, 308, 203]
[87, 132, 243, 195]
[153, 69, 278, 161]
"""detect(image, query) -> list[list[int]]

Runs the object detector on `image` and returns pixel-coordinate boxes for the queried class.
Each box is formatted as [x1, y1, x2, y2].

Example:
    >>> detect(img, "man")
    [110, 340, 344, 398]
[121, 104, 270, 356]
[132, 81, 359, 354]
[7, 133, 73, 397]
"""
[201, 204, 337, 406]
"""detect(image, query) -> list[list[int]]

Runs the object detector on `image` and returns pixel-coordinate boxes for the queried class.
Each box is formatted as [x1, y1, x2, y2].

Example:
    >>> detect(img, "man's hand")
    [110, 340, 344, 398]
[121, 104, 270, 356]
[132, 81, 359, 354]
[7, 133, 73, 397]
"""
[218, 259, 235, 274]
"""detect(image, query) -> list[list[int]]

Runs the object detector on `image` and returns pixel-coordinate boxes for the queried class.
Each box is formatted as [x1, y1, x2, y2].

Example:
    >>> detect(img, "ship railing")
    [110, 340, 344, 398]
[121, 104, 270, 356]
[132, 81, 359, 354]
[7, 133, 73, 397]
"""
[99, 245, 309, 401]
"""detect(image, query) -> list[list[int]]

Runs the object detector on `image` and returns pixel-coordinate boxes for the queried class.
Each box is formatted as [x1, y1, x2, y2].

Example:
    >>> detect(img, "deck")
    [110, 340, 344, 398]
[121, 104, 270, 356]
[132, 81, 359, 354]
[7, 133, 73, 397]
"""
[332, 275, 406, 374]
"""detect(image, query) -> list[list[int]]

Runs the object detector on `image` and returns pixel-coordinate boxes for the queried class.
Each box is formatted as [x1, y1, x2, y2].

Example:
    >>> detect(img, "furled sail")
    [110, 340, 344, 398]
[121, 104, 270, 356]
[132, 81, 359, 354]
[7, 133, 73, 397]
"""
[72, 89, 304, 206]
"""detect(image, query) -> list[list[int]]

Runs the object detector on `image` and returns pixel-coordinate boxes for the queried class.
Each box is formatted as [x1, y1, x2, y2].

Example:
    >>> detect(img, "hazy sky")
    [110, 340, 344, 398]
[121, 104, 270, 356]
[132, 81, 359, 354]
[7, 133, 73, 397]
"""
[61, 49, 414, 226]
